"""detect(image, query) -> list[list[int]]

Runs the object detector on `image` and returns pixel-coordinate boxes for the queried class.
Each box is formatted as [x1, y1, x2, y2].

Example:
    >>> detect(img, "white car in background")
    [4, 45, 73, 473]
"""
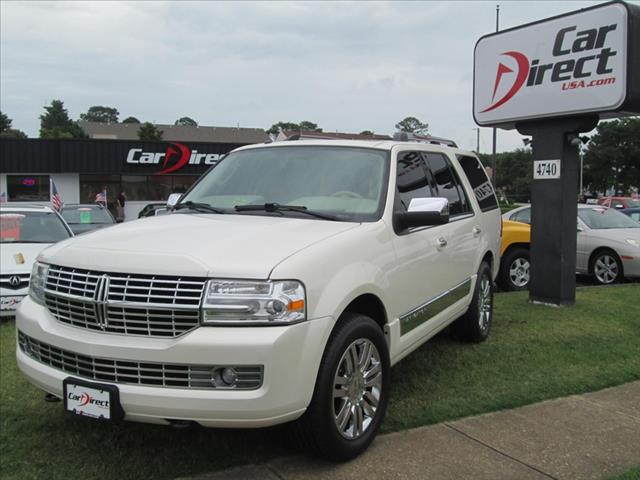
[0, 204, 73, 317]
[502, 204, 640, 285]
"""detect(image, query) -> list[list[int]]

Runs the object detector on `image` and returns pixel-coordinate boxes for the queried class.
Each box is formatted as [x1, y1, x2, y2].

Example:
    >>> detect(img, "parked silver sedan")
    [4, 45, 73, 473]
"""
[502, 205, 640, 285]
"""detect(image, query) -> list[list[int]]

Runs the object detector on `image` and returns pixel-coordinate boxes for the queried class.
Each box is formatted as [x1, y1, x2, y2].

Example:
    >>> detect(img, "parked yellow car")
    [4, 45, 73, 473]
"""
[499, 220, 531, 291]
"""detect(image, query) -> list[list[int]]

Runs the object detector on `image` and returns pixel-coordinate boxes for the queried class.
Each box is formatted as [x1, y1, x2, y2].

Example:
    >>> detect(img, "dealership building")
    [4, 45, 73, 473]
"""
[0, 122, 268, 219]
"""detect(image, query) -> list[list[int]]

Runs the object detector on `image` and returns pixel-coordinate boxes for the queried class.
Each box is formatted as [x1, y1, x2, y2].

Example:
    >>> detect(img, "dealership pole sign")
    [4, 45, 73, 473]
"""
[473, 1, 639, 307]
[474, 1, 639, 128]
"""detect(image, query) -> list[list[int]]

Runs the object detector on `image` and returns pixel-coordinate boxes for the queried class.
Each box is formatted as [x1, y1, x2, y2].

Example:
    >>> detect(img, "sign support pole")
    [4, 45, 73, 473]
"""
[517, 115, 598, 306]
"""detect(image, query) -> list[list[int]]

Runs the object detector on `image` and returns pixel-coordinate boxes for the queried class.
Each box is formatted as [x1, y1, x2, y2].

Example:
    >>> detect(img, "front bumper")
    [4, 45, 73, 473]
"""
[16, 297, 334, 428]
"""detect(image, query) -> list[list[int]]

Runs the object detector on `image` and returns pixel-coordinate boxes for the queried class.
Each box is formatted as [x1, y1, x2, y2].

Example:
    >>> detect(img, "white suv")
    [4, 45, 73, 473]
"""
[16, 140, 501, 460]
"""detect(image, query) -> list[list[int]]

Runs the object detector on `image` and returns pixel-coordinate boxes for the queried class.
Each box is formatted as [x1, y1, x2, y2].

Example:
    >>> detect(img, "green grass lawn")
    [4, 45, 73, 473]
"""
[1, 286, 639, 479]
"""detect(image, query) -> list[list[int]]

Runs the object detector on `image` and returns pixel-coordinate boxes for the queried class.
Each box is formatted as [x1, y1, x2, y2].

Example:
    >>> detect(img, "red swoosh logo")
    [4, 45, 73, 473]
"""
[156, 142, 190, 175]
[481, 51, 529, 113]
[79, 393, 91, 407]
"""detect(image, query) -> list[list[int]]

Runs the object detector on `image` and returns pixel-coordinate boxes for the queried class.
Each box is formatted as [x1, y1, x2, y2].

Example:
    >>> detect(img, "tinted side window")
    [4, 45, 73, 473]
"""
[457, 155, 499, 212]
[423, 153, 470, 216]
[396, 151, 432, 211]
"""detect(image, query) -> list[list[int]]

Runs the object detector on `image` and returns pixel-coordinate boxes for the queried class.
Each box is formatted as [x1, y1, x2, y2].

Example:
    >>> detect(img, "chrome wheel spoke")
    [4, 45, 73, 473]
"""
[353, 405, 364, 437]
[358, 341, 372, 370]
[336, 401, 351, 431]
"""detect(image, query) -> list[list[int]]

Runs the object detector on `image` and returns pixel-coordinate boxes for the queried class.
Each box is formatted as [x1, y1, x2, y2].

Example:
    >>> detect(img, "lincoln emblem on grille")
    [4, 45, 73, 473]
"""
[93, 274, 110, 330]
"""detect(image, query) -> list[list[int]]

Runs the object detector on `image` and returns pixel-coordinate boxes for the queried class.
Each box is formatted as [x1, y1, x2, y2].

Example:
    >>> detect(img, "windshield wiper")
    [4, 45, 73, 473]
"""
[173, 201, 225, 214]
[235, 203, 339, 221]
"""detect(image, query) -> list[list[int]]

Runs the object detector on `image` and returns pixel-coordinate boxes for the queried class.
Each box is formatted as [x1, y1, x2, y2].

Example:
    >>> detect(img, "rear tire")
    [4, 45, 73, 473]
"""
[498, 247, 530, 291]
[454, 262, 493, 343]
[291, 313, 390, 461]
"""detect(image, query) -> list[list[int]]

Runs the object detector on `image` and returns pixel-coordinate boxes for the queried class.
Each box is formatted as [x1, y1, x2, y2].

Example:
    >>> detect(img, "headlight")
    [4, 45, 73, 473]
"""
[29, 262, 49, 305]
[201, 279, 306, 325]
[625, 239, 640, 248]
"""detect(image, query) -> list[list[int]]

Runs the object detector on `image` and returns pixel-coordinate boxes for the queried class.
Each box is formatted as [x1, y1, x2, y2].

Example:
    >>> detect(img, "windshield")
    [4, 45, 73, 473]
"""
[181, 146, 389, 222]
[579, 207, 640, 229]
[0, 211, 72, 243]
[62, 206, 113, 224]
[627, 199, 640, 208]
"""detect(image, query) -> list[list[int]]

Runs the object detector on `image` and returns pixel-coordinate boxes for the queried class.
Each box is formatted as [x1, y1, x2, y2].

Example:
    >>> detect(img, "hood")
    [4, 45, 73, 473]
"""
[39, 213, 359, 278]
[68, 223, 114, 235]
[1, 242, 53, 274]
[585, 227, 640, 243]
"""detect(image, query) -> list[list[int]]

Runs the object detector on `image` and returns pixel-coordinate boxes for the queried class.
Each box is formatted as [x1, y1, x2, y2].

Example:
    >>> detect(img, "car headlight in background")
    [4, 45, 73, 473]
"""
[201, 279, 306, 325]
[29, 262, 49, 305]
[625, 239, 640, 248]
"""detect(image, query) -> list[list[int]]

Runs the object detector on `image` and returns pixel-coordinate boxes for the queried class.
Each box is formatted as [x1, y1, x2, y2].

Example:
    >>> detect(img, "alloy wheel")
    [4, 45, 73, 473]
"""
[332, 338, 382, 440]
[594, 254, 619, 284]
[478, 274, 492, 332]
[509, 257, 530, 288]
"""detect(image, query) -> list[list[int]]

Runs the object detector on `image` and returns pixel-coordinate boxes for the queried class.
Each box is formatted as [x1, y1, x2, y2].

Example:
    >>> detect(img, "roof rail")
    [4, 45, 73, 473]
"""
[393, 132, 457, 148]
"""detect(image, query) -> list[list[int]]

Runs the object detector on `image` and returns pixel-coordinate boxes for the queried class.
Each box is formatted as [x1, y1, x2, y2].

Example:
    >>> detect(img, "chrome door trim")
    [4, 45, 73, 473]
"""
[399, 277, 471, 335]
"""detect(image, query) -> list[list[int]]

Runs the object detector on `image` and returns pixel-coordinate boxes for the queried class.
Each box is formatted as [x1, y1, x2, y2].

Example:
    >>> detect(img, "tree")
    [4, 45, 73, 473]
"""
[0, 111, 10, 132]
[583, 117, 640, 194]
[80, 106, 119, 123]
[360, 130, 374, 135]
[266, 121, 322, 135]
[174, 116, 198, 127]
[122, 116, 140, 124]
[395, 116, 429, 135]
[137, 122, 163, 141]
[479, 148, 533, 202]
[0, 110, 27, 138]
[39, 100, 86, 139]
[298, 121, 322, 132]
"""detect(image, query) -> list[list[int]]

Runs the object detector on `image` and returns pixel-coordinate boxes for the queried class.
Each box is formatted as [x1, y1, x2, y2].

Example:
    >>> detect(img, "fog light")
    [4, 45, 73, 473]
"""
[211, 367, 238, 388]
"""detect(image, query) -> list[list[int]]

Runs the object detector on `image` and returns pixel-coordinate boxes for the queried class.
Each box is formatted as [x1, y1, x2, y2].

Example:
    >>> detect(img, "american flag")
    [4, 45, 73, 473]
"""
[95, 189, 107, 204]
[50, 179, 63, 211]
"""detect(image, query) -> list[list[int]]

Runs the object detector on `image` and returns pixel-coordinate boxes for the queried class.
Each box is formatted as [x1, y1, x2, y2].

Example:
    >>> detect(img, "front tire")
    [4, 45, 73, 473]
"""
[292, 313, 390, 461]
[454, 261, 493, 343]
[591, 249, 623, 285]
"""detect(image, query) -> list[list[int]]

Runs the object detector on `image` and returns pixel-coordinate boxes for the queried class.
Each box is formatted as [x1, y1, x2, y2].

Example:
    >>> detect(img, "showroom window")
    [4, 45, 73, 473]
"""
[7, 175, 50, 202]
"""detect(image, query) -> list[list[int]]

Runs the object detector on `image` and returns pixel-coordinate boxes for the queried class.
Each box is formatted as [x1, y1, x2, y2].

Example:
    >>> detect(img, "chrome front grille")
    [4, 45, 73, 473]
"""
[18, 331, 264, 390]
[0, 273, 30, 290]
[44, 265, 206, 337]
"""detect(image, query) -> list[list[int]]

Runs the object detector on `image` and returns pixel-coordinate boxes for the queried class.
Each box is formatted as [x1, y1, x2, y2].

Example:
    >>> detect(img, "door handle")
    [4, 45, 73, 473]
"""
[472, 226, 482, 236]
[437, 237, 448, 248]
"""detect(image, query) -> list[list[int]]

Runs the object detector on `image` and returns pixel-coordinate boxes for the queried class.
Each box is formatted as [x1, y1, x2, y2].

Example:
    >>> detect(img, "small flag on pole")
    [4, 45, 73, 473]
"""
[95, 189, 107, 205]
[50, 179, 63, 211]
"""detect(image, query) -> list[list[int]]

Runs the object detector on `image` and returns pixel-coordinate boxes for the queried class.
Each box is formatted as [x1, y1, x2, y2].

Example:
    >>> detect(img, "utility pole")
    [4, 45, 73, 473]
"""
[491, 4, 500, 186]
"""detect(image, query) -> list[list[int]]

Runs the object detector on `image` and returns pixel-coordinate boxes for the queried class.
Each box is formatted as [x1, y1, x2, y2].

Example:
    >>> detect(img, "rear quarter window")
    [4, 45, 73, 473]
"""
[457, 155, 499, 212]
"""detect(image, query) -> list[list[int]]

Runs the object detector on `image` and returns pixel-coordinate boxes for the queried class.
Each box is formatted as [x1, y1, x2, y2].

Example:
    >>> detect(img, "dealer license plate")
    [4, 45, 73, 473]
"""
[0, 296, 24, 311]
[63, 378, 123, 421]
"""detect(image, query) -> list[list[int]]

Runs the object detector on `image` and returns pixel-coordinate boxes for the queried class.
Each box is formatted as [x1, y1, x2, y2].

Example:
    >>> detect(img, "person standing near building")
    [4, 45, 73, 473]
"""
[116, 191, 126, 223]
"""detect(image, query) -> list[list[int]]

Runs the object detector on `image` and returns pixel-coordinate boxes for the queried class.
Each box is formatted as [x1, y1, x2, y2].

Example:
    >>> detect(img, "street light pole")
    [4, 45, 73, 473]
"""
[491, 4, 500, 186]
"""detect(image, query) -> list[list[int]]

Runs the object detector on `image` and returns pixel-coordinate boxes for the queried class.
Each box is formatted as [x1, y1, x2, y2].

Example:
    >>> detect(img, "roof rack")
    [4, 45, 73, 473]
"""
[393, 132, 458, 148]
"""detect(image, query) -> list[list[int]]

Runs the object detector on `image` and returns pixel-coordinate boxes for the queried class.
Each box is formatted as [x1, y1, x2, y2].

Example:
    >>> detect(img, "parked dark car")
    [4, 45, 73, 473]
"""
[138, 202, 167, 218]
[60, 204, 116, 235]
[621, 208, 640, 223]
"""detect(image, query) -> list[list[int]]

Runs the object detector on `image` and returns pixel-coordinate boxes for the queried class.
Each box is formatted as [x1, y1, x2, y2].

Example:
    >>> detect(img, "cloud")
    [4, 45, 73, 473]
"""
[1, 0, 599, 151]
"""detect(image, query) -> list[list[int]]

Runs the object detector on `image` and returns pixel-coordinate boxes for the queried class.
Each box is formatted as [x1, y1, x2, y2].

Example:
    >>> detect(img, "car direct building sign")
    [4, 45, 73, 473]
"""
[474, 1, 640, 127]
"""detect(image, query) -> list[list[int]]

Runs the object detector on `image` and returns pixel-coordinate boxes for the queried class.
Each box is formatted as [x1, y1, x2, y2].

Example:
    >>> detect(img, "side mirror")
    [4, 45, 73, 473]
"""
[167, 193, 182, 208]
[395, 197, 449, 230]
[577, 226, 583, 232]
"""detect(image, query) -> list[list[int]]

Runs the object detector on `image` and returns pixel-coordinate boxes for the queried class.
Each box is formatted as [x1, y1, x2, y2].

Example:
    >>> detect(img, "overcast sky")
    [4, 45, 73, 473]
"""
[1, 0, 604, 152]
